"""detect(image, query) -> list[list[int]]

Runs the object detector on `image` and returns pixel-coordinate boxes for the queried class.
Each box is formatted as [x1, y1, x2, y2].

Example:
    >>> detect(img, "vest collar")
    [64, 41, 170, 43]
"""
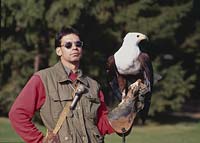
[54, 61, 89, 87]
[76, 70, 89, 87]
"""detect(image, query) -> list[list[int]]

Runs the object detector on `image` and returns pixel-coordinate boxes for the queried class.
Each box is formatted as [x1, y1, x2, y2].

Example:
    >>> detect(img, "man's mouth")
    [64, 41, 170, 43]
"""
[71, 53, 80, 56]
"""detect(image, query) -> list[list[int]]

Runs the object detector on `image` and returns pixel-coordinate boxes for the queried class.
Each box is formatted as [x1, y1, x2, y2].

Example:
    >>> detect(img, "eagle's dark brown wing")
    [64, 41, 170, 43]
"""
[138, 52, 154, 123]
[106, 55, 127, 99]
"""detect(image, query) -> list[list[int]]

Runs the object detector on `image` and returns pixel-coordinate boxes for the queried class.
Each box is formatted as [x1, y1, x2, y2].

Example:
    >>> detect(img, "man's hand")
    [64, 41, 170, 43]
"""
[43, 131, 59, 143]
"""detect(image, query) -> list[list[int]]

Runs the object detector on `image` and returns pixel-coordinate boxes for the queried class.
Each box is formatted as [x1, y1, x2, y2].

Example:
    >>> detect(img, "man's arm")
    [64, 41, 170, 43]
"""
[97, 90, 115, 136]
[9, 75, 46, 143]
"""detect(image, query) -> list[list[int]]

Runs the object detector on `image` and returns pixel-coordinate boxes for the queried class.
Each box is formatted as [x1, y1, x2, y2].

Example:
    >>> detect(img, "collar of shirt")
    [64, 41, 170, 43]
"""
[63, 66, 83, 82]
[69, 72, 78, 82]
[56, 61, 88, 87]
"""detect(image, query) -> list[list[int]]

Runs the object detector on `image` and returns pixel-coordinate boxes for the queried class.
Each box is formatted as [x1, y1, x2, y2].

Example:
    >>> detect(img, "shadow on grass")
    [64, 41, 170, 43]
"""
[150, 112, 200, 124]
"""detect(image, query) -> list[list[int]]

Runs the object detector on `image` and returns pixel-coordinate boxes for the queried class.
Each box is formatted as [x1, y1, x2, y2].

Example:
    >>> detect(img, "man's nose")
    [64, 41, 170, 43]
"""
[72, 43, 78, 49]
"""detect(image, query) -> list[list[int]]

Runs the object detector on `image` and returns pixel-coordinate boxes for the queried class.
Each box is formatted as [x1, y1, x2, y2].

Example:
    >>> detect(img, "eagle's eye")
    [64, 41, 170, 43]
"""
[137, 35, 140, 37]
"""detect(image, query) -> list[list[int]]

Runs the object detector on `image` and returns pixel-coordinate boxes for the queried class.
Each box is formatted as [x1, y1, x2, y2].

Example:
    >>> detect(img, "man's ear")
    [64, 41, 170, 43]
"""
[56, 47, 62, 56]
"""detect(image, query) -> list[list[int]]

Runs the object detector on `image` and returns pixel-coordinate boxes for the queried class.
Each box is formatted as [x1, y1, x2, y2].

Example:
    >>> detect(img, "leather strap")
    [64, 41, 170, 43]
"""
[52, 100, 72, 134]
[44, 100, 72, 142]
[52, 84, 77, 135]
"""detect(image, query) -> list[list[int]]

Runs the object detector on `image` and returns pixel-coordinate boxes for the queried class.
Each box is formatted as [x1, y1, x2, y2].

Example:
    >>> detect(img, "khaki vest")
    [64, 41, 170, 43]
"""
[35, 61, 103, 143]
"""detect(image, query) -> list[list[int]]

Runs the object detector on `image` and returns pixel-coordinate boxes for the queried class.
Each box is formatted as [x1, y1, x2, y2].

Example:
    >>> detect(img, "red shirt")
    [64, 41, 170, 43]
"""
[9, 74, 114, 143]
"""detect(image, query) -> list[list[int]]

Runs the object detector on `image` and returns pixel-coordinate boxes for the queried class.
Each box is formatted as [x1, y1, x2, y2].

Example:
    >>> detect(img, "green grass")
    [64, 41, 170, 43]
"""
[0, 117, 200, 143]
[105, 122, 200, 143]
[0, 117, 45, 143]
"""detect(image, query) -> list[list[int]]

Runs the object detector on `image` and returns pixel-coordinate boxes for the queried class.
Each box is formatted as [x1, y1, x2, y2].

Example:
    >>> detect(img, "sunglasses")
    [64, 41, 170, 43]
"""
[62, 41, 83, 49]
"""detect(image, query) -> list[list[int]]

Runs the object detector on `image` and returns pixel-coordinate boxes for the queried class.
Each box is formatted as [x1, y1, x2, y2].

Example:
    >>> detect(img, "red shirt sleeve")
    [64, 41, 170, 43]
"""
[97, 90, 115, 136]
[9, 75, 46, 143]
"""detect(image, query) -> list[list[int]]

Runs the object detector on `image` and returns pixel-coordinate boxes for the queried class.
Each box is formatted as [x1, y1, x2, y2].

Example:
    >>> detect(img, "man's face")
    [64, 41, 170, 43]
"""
[56, 34, 83, 65]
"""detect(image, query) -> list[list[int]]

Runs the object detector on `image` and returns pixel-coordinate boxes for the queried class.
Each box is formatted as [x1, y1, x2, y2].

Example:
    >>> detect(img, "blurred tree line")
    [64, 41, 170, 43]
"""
[1, 0, 200, 117]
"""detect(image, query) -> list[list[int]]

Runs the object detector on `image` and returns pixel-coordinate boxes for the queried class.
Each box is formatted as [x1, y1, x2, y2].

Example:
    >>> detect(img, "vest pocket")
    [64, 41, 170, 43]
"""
[50, 90, 72, 101]
[90, 125, 104, 143]
[85, 115, 103, 143]
[85, 94, 100, 103]
[49, 90, 70, 119]
[60, 134, 73, 143]
[84, 95, 100, 117]
[92, 131, 104, 143]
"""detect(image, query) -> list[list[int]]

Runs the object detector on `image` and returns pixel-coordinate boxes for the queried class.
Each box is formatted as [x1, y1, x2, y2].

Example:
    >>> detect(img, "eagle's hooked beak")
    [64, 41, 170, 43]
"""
[138, 34, 148, 42]
[138, 34, 150, 52]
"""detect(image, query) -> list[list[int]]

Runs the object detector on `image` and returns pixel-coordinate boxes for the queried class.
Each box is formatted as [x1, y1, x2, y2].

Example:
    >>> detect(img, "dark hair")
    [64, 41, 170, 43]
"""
[55, 27, 80, 48]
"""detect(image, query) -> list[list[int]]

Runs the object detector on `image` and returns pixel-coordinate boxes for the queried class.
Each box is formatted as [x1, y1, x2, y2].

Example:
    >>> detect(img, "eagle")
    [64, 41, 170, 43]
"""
[106, 32, 154, 134]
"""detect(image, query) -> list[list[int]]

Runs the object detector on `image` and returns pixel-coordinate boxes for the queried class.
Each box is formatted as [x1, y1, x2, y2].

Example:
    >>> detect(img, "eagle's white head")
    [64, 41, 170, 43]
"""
[123, 32, 148, 46]
[114, 32, 148, 75]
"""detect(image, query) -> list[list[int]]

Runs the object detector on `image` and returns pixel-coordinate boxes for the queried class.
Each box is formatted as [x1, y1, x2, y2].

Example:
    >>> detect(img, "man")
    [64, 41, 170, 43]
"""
[9, 27, 114, 143]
